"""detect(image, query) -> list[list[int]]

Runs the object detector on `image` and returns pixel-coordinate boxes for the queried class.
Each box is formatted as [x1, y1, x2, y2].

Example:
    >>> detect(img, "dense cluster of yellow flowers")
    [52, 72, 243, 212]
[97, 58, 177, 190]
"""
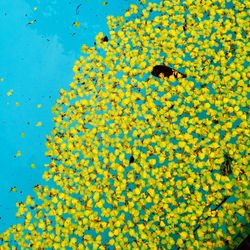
[1, 0, 249, 249]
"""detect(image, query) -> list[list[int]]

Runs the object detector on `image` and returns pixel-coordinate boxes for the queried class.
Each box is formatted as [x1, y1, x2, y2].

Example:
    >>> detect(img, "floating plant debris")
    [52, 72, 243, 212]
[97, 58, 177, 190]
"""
[102, 35, 109, 42]
[73, 21, 80, 27]
[26, 19, 36, 25]
[151, 65, 186, 78]
[6, 89, 14, 96]
[0, 0, 249, 249]
[35, 121, 42, 127]
[221, 152, 233, 176]
[75, 4, 82, 15]
[10, 187, 17, 193]
[31, 163, 36, 169]
[183, 18, 187, 31]
[129, 155, 135, 164]
[15, 150, 22, 157]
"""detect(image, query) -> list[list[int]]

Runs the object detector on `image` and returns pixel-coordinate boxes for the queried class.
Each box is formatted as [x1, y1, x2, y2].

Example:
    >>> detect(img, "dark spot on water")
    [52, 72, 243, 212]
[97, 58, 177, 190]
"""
[129, 155, 135, 164]
[190, 185, 195, 194]
[237, 232, 250, 250]
[183, 19, 187, 31]
[102, 36, 109, 42]
[10, 186, 17, 192]
[27, 19, 36, 25]
[151, 65, 186, 78]
[152, 65, 173, 77]
[220, 152, 233, 176]
[76, 4, 82, 15]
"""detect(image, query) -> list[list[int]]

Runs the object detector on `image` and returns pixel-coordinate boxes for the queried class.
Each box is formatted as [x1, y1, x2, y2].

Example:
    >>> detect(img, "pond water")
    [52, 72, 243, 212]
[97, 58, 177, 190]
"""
[0, 0, 137, 234]
[0, 0, 249, 249]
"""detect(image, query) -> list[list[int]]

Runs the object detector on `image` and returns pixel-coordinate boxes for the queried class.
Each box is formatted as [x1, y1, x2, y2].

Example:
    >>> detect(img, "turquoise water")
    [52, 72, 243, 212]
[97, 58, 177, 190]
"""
[0, 0, 249, 249]
[0, 0, 136, 234]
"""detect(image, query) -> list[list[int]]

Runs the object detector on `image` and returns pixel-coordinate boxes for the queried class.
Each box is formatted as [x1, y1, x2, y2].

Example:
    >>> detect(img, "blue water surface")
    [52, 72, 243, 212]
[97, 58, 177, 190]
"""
[0, 0, 137, 233]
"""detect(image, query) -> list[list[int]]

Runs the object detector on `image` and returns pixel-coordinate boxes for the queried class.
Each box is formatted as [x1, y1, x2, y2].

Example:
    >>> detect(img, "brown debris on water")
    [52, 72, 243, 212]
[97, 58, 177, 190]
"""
[151, 65, 186, 78]
[102, 36, 109, 42]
